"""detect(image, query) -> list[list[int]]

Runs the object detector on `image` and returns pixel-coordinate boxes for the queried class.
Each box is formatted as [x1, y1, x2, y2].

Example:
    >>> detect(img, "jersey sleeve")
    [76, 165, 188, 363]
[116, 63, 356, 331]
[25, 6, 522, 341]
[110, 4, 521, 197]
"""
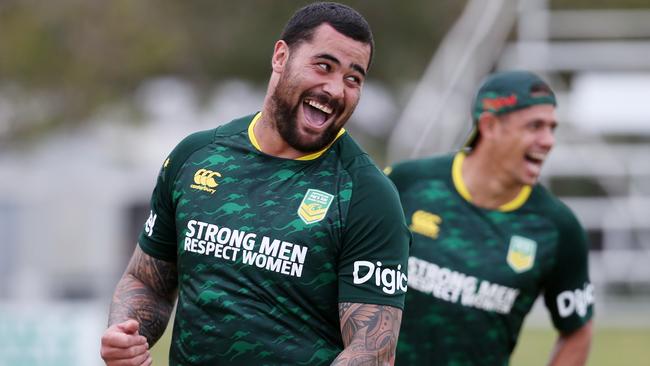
[384, 156, 447, 195]
[383, 161, 410, 195]
[338, 164, 411, 309]
[138, 129, 215, 262]
[137, 155, 178, 262]
[543, 205, 594, 333]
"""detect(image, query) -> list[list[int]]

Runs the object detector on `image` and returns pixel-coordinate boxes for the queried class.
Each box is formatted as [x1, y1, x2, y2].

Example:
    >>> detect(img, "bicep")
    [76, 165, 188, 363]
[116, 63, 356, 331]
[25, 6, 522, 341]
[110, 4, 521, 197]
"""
[126, 245, 178, 301]
[548, 320, 593, 366]
[338, 302, 402, 351]
[561, 319, 593, 339]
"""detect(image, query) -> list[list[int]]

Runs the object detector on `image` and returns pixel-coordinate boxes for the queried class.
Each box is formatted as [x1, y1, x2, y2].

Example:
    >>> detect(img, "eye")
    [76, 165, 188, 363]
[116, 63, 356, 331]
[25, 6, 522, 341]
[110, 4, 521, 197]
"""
[317, 63, 331, 72]
[345, 75, 362, 86]
[528, 120, 543, 130]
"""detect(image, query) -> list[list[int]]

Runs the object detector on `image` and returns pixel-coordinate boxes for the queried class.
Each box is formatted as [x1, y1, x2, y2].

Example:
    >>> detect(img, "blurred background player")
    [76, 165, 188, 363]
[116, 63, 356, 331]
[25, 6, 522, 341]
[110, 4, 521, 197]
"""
[387, 71, 593, 365]
[100, 2, 410, 365]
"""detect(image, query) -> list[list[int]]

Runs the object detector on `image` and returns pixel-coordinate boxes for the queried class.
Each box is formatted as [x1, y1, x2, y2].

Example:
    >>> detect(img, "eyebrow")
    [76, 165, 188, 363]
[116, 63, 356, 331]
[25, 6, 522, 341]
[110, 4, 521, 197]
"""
[315, 53, 367, 78]
[528, 118, 558, 128]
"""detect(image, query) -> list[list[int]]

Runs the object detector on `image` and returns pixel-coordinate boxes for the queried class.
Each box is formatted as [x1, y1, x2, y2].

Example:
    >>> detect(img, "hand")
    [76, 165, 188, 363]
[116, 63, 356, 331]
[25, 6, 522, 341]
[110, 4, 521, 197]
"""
[100, 319, 152, 366]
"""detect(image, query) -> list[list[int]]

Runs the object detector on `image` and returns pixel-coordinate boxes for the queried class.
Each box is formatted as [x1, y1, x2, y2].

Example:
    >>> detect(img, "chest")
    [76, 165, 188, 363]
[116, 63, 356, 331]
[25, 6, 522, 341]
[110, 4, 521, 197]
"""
[171, 146, 352, 283]
[401, 180, 558, 290]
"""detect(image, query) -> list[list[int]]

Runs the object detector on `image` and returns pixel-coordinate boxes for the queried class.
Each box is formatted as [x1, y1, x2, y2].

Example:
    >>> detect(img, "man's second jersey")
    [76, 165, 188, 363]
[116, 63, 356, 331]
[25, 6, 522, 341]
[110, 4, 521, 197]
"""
[388, 152, 593, 366]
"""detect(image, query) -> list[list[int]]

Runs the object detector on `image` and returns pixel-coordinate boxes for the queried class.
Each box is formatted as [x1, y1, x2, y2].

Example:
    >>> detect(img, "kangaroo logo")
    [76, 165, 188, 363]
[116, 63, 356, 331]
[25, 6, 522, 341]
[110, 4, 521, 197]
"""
[297, 189, 334, 225]
[190, 168, 221, 194]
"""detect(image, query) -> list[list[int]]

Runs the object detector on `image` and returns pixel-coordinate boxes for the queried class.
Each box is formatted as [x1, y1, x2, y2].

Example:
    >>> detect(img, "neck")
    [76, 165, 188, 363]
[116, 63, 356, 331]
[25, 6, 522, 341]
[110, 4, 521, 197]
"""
[254, 102, 303, 159]
[461, 150, 526, 210]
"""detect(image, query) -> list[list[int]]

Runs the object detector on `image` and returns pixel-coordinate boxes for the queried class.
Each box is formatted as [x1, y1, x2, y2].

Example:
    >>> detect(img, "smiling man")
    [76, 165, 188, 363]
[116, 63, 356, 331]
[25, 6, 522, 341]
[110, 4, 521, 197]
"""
[100, 3, 410, 366]
[387, 71, 594, 366]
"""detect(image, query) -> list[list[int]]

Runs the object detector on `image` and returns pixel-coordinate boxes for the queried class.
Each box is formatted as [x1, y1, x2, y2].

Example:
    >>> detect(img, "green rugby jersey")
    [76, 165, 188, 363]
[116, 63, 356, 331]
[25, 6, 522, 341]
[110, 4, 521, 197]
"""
[387, 152, 593, 366]
[138, 113, 410, 365]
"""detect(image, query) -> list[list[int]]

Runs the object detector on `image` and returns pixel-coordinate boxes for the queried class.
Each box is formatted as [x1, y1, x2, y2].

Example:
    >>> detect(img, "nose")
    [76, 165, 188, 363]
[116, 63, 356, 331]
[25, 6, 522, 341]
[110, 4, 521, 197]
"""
[322, 77, 345, 100]
[539, 126, 555, 149]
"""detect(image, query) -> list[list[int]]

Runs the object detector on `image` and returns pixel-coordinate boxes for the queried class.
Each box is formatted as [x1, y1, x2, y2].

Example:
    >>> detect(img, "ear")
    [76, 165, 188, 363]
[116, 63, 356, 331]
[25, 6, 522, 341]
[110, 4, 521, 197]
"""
[477, 112, 500, 142]
[271, 40, 290, 73]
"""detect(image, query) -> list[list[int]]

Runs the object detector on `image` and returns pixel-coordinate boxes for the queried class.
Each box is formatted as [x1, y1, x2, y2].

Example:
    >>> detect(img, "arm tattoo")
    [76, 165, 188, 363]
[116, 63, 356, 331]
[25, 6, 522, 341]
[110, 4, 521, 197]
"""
[108, 245, 178, 345]
[332, 302, 403, 366]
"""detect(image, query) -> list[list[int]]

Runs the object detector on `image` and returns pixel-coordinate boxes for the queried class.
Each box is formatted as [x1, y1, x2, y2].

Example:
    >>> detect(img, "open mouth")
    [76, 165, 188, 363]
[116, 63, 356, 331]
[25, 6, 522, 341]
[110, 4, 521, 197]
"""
[524, 152, 546, 166]
[302, 98, 334, 128]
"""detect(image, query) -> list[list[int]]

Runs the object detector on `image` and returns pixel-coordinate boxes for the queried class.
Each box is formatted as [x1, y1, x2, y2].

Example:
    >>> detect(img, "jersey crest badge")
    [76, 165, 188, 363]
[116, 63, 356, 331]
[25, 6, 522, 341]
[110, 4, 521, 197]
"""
[507, 235, 537, 273]
[297, 189, 334, 224]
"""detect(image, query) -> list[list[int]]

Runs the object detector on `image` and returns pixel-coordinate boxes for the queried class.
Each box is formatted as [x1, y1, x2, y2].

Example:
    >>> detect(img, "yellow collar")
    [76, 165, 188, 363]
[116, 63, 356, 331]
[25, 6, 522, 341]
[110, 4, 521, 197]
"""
[248, 112, 345, 161]
[451, 152, 531, 212]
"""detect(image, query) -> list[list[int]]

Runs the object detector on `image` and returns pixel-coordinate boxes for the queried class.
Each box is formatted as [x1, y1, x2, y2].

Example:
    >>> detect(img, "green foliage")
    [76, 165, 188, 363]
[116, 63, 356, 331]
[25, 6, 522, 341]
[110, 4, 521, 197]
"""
[0, 0, 465, 141]
[0, 0, 465, 86]
[2, 0, 648, 141]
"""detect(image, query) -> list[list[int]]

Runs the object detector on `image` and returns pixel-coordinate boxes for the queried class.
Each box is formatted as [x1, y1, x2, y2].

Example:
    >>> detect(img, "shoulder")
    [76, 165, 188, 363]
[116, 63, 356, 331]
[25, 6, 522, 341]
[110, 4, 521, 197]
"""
[388, 153, 453, 178]
[335, 134, 392, 184]
[213, 113, 256, 137]
[162, 128, 217, 181]
[163, 113, 255, 181]
[333, 133, 373, 170]
[530, 185, 583, 230]
[333, 134, 402, 210]
[385, 153, 455, 191]
[170, 129, 217, 159]
[168, 113, 256, 164]
[529, 185, 588, 251]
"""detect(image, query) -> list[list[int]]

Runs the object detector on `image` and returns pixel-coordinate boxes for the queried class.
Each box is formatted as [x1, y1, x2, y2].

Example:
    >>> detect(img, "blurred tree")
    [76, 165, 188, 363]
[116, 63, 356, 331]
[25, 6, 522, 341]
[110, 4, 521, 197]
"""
[0, 0, 647, 143]
[0, 0, 466, 143]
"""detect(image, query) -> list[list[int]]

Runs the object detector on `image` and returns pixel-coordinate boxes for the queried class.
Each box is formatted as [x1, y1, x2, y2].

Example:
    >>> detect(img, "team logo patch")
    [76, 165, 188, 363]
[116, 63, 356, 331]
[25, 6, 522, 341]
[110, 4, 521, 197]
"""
[190, 168, 221, 194]
[297, 189, 334, 224]
[409, 210, 442, 239]
[507, 235, 537, 273]
[482, 93, 518, 113]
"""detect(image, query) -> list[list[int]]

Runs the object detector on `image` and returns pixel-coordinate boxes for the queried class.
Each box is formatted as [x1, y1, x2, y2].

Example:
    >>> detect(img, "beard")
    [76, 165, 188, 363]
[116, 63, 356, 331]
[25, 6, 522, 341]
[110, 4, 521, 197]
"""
[270, 71, 344, 154]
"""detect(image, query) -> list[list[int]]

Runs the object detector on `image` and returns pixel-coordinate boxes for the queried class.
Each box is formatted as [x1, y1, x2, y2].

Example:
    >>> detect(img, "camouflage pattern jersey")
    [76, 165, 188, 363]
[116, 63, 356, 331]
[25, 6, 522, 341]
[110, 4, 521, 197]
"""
[387, 152, 594, 366]
[138, 113, 410, 365]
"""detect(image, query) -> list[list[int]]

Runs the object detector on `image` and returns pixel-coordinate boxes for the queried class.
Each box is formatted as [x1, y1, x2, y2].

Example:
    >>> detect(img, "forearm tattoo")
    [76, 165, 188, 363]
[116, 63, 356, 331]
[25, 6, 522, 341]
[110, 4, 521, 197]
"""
[108, 246, 178, 345]
[332, 302, 403, 366]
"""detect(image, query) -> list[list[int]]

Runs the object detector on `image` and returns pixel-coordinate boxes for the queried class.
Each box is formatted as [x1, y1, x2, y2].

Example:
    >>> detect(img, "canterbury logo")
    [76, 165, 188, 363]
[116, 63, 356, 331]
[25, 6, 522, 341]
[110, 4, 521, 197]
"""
[409, 210, 442, 239]
[190, 168, 221, 194]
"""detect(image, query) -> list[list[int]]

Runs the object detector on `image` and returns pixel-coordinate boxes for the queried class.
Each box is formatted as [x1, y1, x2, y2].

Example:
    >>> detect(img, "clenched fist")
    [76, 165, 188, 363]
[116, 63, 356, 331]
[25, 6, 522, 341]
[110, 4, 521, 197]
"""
[100, 319, 152, 366]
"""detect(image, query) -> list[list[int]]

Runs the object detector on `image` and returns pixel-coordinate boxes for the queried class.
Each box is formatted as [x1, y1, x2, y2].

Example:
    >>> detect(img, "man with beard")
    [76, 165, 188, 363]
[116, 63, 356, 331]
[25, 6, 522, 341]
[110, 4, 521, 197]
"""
[100, 3, 410, 366]
[387, 71, 593, 365]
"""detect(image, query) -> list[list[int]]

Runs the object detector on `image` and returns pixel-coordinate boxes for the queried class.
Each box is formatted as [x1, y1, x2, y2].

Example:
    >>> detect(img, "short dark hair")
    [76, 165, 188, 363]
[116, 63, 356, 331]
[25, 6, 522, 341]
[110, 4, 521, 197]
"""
[280, 2, 374, 68]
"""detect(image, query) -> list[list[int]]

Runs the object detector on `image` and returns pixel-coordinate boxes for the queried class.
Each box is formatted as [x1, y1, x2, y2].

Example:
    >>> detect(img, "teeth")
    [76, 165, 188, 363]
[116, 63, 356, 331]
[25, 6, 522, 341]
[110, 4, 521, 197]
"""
[527, 152, 546, 161]
[306, 99, 333, 114]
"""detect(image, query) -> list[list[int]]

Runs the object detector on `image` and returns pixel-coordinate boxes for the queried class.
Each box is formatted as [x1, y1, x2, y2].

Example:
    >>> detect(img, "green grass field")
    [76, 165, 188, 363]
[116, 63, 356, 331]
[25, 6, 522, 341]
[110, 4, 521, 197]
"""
[511, 326, 650, 366]
[151, 324, 650, 365]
